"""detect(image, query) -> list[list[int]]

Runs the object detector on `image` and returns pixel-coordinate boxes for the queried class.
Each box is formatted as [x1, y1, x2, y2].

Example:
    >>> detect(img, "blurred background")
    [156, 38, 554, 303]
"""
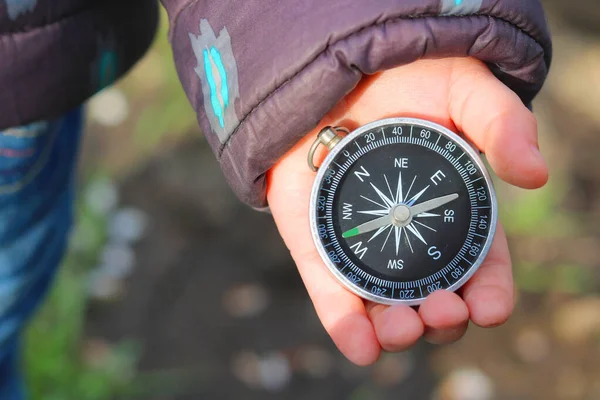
[22, 1, 600, 399]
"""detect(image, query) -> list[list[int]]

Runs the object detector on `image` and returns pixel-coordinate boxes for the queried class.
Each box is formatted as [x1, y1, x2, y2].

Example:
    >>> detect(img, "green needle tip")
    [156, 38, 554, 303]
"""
[342, 227, 360, 239]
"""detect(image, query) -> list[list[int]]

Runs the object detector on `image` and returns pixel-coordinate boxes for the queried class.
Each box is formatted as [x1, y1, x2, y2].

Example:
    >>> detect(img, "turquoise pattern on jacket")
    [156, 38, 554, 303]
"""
[91, 33, 120, 92]
[203, 47, 230, 129]
[4, 0, 37, 20]
[212, 48, 229, 110]
[98, 50, 118, 91]
[189, 19, 241, 144]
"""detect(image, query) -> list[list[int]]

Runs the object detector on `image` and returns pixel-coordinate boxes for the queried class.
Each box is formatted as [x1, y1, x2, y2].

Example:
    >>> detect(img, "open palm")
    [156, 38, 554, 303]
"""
[266, 58, 548, 365]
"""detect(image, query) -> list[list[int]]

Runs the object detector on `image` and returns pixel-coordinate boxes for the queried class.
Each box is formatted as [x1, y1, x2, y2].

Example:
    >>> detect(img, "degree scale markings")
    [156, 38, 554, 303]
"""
[323, 134, 484, 289]
[317, 124, 492, 298]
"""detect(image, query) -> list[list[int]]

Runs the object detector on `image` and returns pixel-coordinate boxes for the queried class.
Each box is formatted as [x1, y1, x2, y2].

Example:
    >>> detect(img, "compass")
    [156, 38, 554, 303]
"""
[308, 118, 497, 305]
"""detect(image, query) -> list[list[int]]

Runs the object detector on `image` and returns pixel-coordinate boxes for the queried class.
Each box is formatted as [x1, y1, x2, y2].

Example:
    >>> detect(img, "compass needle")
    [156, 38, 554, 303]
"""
[343, 214, 392, 238]
[407, 185, 430, 206]
[309, 119, 497, 305]
[369, 225, 391, 242]
[410, 193, 459, 216]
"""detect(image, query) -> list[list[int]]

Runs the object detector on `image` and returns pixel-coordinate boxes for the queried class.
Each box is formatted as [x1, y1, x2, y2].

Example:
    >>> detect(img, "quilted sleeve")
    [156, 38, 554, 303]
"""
[160, 0, 552, 209]
[0, 0, 158, 129]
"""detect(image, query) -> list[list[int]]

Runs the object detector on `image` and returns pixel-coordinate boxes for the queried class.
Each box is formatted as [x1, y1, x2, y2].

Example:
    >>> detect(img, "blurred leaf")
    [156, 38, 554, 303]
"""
[553, 264, 594, 294]
[515, 262, 594, 294]
[498, 179, 580, 237]
[134, 99, 196, 152]
[349, 384, 381, 400]
[515, 262, 554, 293]
[121, 368, 204, 398]
[131, 9, 197, 152]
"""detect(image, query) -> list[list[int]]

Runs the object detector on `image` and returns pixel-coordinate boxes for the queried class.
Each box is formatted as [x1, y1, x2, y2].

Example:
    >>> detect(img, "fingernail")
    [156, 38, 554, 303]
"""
[423, 323, 468, 345]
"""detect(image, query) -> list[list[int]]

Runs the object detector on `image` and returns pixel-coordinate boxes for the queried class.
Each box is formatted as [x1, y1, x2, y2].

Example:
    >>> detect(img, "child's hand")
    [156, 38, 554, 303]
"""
[266, 57, 548, 365]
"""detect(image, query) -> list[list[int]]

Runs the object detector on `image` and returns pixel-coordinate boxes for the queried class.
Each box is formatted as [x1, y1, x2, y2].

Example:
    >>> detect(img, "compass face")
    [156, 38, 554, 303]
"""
[310, 118, 497, 305]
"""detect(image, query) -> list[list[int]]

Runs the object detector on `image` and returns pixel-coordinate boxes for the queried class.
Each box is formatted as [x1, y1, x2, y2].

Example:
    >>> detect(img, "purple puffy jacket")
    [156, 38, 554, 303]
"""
[0, 0, 552, 208]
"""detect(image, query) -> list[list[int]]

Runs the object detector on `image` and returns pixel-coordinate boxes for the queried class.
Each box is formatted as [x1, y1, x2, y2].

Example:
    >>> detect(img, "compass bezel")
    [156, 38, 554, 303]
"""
[309, 117, 498, 306]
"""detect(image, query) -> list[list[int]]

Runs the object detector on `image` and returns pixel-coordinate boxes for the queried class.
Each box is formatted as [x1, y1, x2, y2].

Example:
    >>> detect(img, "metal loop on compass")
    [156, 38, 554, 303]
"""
[307, 126, 349, 172]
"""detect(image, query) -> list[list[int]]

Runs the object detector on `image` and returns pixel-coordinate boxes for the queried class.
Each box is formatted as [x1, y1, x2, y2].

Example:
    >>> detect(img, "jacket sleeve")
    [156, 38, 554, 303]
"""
[0, 0, 158, 130]
[159, 0, 552, 209]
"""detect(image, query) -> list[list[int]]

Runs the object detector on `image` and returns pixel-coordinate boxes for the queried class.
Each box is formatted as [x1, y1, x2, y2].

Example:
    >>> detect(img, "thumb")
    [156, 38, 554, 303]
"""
[448, 58, 549, 189]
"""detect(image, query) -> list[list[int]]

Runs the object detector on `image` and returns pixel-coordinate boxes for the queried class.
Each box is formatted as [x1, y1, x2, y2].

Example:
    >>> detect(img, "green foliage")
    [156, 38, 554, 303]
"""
[132, 8, 197, 152]
[514, 262, 593, 294]
[496, 171, 591, 295]
[498, 179, 579, 238]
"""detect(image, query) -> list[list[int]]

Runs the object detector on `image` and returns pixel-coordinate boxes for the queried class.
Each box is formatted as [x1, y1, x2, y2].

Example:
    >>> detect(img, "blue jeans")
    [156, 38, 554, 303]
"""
[0, 108, 83, 399]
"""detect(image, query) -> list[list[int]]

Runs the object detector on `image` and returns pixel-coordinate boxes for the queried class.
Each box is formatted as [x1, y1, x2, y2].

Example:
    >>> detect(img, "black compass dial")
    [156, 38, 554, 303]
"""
[312, 120, 496, 304]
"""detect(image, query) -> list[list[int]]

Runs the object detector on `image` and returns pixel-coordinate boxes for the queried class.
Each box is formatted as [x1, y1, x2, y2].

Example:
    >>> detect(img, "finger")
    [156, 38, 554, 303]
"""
[448, 58, 548, 189]
[267, 132, 381, 366]
[460, 223, 514, 328]
[295, 251, 381, 366]
[367, 303, 424, 352]
[418, 290, 470, 344]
